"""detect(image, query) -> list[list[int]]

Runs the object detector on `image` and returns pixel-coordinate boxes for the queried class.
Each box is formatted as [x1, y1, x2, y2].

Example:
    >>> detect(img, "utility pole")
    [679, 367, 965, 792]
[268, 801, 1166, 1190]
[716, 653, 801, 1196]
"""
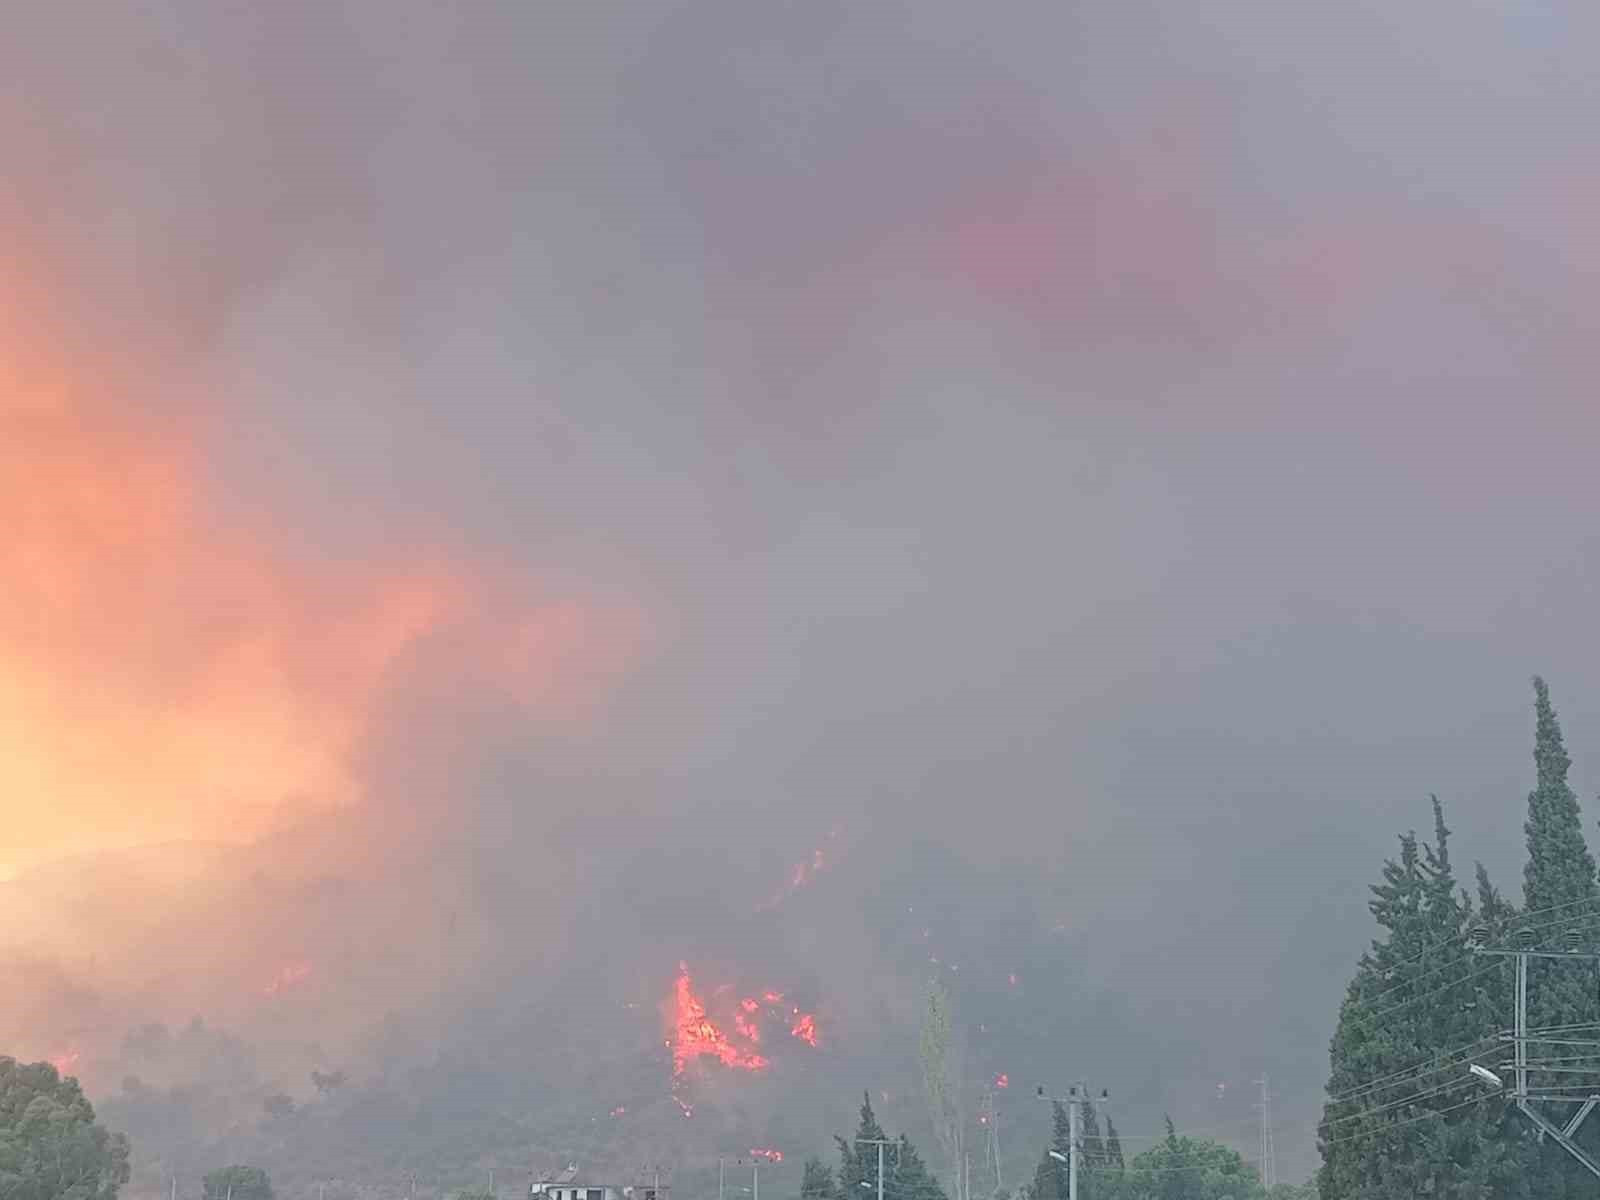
[1255, 1076, 1277, 1189]
[1037, 1084, 1107, 1200]
[718, 1158, 725, 1200]
[1474, 941, 1600, 1178]
[1068, 1092, 1080, 1200]
[752, 1159, 759, 1200]
[855, 1137, 896, 1200]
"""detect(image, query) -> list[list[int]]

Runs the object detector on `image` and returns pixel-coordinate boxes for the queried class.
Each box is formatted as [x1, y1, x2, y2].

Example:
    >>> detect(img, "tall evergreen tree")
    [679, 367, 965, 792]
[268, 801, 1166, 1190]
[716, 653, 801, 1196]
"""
[1522, 678, 1596, 915]
[836, 1093, 946, 1200]
[1318, 801, 1515, 1199]
[1519, 678, 1600, 1194]
[1027, 1151, 1060, 1200]
[802, 1158, 838, 1200]
[1103, 1118, 1124, 1172]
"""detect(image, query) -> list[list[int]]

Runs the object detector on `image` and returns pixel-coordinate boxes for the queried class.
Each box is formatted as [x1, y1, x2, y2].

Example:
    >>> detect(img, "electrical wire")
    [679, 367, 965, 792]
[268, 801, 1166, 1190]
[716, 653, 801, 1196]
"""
[1318, 1077, 1476, 1131]
[1325, 1036, 1500, 1106]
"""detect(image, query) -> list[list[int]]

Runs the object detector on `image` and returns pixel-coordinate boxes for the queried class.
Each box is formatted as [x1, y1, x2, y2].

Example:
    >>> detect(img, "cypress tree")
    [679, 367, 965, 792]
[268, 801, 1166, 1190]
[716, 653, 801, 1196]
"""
[1027, 1151, 1059, 1200]
[837, 1092, 889, 1200]
[801, 1158, 837, 1200]
[835, 1093, 945, 1200]
[1519, 678, 1600, 1194]
[1522, 678, 1596, 914]
[1318, 801, 1511, 1199]
[1103, 1117, 1124, 1172]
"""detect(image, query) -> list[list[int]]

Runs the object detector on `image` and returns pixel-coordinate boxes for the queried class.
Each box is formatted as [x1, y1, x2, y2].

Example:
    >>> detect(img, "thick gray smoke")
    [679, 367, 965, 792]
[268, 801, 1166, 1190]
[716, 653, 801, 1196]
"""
[7, 1, 1600, 1192]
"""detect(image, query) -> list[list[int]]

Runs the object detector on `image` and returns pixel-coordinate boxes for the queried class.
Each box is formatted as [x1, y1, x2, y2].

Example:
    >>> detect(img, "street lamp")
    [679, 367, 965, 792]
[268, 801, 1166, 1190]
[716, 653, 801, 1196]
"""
[1470, 1063, 1504, 1090]
[1047, 1152, 1067, 1165]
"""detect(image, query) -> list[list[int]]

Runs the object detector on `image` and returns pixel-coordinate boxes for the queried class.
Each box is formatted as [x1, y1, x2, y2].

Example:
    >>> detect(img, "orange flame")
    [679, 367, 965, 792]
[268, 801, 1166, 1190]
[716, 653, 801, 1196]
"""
[750, 1149, 783, 1163]
[790, 1012, 819, 1047]
[760, 828, 843, 909]
[671, 963, 769, 1075]
[994, 1072, 1009, 1089]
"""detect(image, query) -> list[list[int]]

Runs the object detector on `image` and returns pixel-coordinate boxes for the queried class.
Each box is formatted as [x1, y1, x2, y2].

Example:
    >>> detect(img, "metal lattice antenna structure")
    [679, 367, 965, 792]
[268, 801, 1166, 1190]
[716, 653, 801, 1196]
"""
[977, 1087, 1002, 1195]
[1471, 922, 1600, 1179]
[1254, 1076, 1277, 1190]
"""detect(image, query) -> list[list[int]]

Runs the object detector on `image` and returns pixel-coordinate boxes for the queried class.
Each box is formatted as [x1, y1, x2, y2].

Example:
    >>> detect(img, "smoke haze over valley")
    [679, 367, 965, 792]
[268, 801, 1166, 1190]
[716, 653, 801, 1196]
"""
[8, 2, 1600, 1195]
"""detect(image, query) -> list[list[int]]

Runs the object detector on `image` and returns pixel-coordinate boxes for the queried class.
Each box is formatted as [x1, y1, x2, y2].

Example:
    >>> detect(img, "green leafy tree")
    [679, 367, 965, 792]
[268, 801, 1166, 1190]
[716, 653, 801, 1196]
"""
[1317, 800, 1517, 1199]
[203, 1165, 273, 1200]
[0, 1057, 130, 1200]
[1114, 1122, 1262, 1200]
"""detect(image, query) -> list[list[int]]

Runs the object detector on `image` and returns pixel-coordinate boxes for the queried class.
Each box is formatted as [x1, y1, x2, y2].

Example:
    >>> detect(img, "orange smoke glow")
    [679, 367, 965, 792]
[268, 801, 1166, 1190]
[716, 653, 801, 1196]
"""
[0, 347, 644, 882]
[734, 1001, 763, 1044]
[46, 1048, 81, 1076]
[670, 963, 769, 1075]
[262, 960, 314, 998]
[760, 827, 843, 910]
[750, 1149, 783, 1163]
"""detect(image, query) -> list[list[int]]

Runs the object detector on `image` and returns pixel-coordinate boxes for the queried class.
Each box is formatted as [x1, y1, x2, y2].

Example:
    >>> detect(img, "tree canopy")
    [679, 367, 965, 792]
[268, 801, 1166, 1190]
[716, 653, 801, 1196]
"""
[0, 1058, 130, 1200]
[203, 1164, 273, 1200]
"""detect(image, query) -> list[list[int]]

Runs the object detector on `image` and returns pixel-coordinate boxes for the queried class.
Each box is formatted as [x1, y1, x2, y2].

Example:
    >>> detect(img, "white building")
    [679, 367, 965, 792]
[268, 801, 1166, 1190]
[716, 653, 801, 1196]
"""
[531, 1165, 662, 1200]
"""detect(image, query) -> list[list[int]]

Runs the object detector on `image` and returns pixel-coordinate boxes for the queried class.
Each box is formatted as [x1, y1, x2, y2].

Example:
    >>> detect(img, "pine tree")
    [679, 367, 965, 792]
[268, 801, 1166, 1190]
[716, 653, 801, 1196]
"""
[835, 1093, 946, 1200]
[1027, 1151, 1059, 1200]
[836, 1093, 889, 1200]
[802, 1158, 837, 1200]
[1102, 1117, 1124, 1172]
[1317, 800, 1512, 1199]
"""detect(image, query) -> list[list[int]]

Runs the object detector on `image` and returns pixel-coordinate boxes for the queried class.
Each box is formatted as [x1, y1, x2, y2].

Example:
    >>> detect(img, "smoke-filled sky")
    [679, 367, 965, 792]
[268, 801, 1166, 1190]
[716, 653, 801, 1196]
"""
[8, 0, 1600, 1186]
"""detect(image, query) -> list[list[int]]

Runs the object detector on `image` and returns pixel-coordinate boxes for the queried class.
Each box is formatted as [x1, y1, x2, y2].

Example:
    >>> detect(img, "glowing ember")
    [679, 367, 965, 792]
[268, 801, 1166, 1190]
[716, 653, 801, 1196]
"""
[741, 998, 761, 1013]
[263, 960, 313, 997]
[763, 991, 785, 1005]
[760, 827, 843, 908]
[994, 1073, 1009, 1089]
[671, 963, 769, 1075]
[751, 1149, 784, 1163]
[47, 1049, 81, 1076]
[610, 1106, 626, 1117]
[790, 1012, 819, 1047]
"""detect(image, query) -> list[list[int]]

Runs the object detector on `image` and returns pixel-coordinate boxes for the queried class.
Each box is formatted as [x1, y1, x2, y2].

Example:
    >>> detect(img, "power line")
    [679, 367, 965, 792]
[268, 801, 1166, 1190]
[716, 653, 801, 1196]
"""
[1319, 1077, 1477, 1131]
[1325, 1034, 1500, 1104]
[1349, 962, 1499, 1024]
[1322, 1093, 1491, 1146]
